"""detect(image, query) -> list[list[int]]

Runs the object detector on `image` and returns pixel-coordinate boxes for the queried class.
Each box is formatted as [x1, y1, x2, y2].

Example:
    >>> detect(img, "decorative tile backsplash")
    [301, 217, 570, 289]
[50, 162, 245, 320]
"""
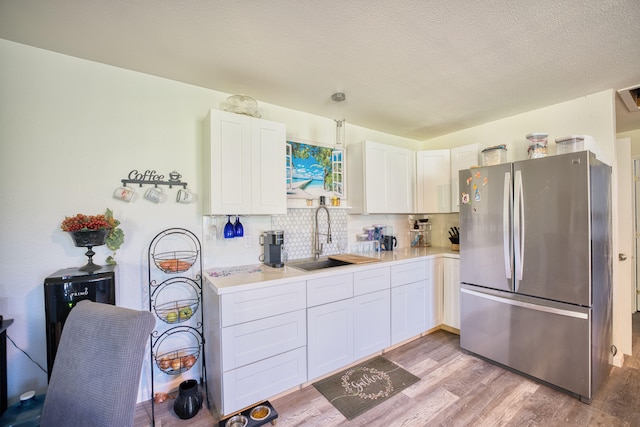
[202, 211, 460, 268]
[272, 208, 348, 260]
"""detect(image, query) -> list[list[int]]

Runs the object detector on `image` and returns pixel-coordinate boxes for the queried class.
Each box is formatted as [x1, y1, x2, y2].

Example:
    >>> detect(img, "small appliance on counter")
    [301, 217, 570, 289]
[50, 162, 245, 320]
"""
[260, 230, 285, 268]
[382, 235, 397, 251]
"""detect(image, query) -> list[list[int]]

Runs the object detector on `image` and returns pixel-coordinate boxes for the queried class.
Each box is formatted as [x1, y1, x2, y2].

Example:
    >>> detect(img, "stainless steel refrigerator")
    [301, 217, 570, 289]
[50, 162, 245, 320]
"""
[458, 150, 612, 403]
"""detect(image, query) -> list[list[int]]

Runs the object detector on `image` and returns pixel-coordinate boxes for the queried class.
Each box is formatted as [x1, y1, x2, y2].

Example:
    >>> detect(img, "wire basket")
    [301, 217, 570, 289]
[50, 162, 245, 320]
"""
[155, 346, 200, 375]
[153, 251, 197, 273]
[155, 299, 199, 324]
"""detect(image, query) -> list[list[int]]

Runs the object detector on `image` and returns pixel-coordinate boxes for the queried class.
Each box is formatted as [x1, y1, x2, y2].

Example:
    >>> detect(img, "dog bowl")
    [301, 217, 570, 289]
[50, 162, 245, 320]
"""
[225, 414, 248, 427]
[250, 405, 271, 421]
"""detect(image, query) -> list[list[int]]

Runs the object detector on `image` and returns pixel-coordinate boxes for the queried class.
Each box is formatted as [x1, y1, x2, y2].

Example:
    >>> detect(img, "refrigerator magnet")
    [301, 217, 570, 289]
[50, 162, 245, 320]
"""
[461, 193, 469, 204]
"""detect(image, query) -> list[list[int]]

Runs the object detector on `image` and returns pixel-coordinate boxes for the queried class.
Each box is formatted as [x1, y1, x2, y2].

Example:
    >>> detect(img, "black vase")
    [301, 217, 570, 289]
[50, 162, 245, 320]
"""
[69, 229, 110, 247]
[173, 379, 203, 420]
[69, 229, 110, 271]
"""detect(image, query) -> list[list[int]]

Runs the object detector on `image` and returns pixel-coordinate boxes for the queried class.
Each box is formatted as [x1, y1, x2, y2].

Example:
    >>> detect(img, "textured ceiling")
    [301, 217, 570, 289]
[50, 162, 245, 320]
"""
[1, 0, 639, 140]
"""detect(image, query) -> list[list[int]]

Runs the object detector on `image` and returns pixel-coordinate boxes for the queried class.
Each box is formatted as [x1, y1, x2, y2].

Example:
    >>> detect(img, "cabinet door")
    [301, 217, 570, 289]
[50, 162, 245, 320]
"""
[450, 144, 479, 212]
[363, 141, 389, 213]
[307, 299, 354, 379]
[251, 118, 287, 214]
[387, 145, 415, 213]
[416, 149, 451, 213]
[443, 258, 460, 330]
[205, 110, 252, 214]
[354, 289, 390, 359]
[390, 281, 426, 344]
[426, 258, 443, 330]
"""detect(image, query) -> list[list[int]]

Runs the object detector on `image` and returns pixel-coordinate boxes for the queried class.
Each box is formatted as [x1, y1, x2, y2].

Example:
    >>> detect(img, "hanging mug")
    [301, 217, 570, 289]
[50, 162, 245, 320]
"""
[113, 186, 134, 202]
[176, 188, 193, 204]
[144, 187, 164, 203]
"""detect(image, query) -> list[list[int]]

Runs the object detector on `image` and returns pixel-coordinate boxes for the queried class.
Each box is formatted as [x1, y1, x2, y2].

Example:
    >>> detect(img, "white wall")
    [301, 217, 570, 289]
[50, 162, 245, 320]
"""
[0, 39, 422, 405]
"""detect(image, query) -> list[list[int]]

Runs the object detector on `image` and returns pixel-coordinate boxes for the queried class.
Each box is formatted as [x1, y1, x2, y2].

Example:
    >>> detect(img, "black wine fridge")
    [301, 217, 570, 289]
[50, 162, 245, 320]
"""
[44, 265, 116, 380]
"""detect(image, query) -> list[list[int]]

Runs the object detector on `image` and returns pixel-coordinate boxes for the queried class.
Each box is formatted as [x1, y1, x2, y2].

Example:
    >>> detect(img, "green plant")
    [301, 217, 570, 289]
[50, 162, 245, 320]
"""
[104, 209, 124, 265]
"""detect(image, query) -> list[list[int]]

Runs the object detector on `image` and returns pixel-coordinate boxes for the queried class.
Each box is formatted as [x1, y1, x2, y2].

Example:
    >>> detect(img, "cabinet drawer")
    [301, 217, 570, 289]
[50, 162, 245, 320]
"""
[391, 260, 428, 287]
[353, 266, 390, 296]
[221, 346, 307, 416]
[221, 309, 306, 371]
[220, 281, 306, 327]
[307, 273, 353, 307]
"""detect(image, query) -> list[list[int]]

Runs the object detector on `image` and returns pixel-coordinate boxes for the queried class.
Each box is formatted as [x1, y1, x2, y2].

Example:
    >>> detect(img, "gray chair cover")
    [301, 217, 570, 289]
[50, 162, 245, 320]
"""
[40, 300, 156, 427]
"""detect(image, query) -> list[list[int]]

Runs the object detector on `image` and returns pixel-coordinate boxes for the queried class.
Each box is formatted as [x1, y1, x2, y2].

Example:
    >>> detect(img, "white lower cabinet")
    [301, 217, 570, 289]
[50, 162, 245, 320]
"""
[208, 255, 458, 416]
[307, 273, 354, 380]
[391, 281, 427, 344]
[307, 298, 354, 379]
[443, 257, 461, 329]
[222, 347, 307, 413]
[205, 280, 307, 416]
[354, 290, 390, 359]
[353, 267, 391, 359]
[426, 258, 443, 330]
[390, 261, 427, 344]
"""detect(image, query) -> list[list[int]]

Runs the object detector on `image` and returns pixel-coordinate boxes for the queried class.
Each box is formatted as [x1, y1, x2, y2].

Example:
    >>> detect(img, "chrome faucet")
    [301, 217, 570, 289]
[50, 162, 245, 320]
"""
[314, 205, 332, 260]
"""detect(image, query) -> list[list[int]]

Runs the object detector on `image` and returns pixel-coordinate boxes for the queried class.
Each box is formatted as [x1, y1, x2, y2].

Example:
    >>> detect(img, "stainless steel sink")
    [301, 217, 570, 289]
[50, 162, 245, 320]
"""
[286, 258, 353, 271]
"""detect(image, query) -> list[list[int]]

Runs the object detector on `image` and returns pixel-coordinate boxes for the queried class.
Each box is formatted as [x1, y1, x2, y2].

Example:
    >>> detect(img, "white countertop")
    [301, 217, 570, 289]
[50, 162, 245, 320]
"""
[204, 246, 459, 294]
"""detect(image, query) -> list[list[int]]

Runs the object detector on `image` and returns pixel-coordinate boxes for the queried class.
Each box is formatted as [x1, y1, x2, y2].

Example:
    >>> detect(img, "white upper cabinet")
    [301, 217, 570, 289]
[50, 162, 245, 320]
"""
[203, 109, 286, 215]
[416, 149, 451, 213]
[348, 140, 415, 214]
[449, 144, 479, 212]
[416, 144, 479, 213]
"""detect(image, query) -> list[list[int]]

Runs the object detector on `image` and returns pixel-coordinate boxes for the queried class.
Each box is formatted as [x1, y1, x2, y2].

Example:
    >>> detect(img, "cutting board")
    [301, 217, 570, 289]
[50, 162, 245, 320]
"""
[328, 254, 381, 264]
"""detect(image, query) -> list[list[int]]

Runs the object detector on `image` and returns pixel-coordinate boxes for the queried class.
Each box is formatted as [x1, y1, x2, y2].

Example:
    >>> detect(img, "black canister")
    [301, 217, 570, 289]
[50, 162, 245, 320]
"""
[173, 379, 203, 420]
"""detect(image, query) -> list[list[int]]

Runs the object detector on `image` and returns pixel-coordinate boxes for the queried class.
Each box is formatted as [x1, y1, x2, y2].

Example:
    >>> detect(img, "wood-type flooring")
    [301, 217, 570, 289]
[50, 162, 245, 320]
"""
[134, 313, 640, 426]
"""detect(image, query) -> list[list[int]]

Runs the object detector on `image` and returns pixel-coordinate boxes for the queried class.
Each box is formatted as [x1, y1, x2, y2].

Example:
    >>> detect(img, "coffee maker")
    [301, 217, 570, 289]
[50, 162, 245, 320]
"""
[261, 230, 285, 267]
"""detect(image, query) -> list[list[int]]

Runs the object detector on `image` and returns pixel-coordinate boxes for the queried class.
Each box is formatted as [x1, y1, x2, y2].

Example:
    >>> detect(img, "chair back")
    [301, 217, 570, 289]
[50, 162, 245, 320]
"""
[40, 300, 155, 427]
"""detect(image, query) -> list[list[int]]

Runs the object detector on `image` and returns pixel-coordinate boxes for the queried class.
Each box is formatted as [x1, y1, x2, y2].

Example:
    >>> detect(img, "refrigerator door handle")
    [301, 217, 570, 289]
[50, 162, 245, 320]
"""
[503, 171, 511, 279]
[461, 288, 588, 319]
[514, 170, 524, 287]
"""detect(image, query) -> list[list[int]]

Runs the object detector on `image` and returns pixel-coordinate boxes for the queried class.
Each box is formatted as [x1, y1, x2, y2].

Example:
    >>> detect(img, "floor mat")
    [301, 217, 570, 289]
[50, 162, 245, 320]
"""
[313, 356, 420, 420]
